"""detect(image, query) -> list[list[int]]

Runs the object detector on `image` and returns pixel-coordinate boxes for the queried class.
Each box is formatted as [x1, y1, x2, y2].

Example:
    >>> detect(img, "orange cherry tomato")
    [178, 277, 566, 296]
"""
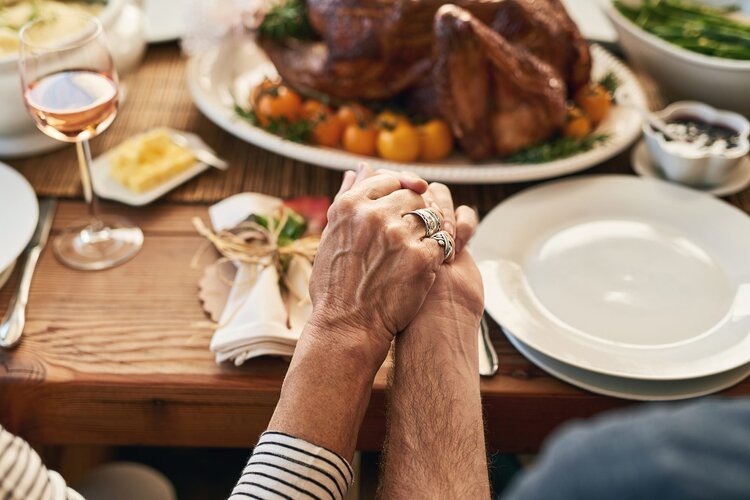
[376, 123, 420, 162]
[337, 104, 374, 127]
[302, 101, 344, 147]
[574, 83, 612, 126]
[417, 119, 454, 161]
[376, 111, 409, 130]
[343, 123, 378, 156]
[302, 100, 327, 120]
[256, 85, 302, 125]
[563, 106, 592, 139]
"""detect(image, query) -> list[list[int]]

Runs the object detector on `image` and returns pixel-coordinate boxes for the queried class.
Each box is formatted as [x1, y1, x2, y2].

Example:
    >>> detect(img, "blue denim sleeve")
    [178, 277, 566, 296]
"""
[503, 398, 750, 500]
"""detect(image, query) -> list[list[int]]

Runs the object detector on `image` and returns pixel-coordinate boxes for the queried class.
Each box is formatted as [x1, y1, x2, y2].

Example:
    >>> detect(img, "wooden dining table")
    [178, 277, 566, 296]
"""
[1, 43, 749, 454]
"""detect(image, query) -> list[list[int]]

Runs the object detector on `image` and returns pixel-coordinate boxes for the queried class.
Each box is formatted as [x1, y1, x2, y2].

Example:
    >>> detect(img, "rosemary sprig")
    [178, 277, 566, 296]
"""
[234, 104, 314, 144]
[258, 0, 315, 41]
[507, 134, 610, 164]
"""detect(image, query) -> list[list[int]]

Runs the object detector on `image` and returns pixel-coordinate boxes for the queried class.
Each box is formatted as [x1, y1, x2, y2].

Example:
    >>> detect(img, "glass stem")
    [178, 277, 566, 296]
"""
[75, 139, 103, 231]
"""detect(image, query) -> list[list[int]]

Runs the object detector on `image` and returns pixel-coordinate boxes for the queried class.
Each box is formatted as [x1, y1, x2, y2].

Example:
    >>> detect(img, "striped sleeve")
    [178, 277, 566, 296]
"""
[230, 431, 354, 500]
[0, 425, 82, 500]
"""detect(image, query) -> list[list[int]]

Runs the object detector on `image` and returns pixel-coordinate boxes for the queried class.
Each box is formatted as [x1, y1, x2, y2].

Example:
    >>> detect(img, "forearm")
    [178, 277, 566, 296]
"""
[379, 310, 489, 499]
[268, 319, 387, 462]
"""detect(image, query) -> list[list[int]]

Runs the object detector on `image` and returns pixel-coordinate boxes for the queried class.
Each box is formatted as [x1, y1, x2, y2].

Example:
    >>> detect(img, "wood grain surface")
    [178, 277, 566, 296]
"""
[1, 201, 748, 452]
[2, 43, 750, 453]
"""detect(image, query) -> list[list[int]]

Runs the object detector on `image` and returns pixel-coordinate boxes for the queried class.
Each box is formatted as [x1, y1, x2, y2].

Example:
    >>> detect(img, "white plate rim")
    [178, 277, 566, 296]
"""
[503, 326, 750, 401]
[90, 129, 212, 207]
[474, 174, 750, 380]
[0, 162, 38, 271]
[186, 41, 646, 184]
[631, 139, 750, 198]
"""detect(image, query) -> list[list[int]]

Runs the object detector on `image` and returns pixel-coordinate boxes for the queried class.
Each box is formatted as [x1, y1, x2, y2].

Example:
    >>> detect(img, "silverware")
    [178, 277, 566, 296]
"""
[478, 316, 499, 377]
[170, 131, 229, 171]
[0, 199, 56, 349]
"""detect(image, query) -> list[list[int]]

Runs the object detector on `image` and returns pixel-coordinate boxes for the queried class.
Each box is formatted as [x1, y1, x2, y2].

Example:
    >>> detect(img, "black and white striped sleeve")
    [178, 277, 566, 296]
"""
[230, 431, 354, 500]
[0, 425, 83, 500]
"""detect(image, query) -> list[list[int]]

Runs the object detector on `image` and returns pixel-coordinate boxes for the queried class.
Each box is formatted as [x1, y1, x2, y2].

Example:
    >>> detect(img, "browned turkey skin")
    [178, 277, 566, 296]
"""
[258, 0, 590, 159]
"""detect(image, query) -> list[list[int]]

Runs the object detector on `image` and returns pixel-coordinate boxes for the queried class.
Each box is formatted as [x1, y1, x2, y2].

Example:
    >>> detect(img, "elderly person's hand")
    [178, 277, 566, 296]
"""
[307, 166, 451, 363]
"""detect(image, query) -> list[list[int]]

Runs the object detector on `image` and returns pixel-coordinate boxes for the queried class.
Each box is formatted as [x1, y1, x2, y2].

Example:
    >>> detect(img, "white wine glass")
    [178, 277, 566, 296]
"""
[19, 13, 143, 271]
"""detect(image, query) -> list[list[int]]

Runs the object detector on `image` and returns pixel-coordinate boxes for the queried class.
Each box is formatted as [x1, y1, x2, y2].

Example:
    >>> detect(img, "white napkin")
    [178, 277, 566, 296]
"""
[208, 193, 313, 365]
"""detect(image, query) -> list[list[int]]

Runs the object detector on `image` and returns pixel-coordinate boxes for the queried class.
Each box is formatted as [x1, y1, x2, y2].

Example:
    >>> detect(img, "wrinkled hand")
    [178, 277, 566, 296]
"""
[341, 165, 484, 338]
[307, 166, 447, 360]
[416, 183, 483, 330]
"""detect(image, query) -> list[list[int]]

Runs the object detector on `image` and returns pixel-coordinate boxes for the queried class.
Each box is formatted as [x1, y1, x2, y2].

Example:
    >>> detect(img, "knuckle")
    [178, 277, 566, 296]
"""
[330, 194, 357, 217]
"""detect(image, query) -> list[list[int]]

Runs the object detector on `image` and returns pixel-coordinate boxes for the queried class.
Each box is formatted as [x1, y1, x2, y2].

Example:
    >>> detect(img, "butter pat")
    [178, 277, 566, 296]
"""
[109, 129, 196, 193]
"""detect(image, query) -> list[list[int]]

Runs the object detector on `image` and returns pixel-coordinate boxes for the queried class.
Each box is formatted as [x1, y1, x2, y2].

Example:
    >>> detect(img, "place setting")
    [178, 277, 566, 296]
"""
[2, 2, 750, 492]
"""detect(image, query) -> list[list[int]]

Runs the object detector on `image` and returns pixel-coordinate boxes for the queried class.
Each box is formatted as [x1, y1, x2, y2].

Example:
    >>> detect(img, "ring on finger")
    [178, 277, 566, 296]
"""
[405, 208, 442, 237]
[431, 231, 455, 263]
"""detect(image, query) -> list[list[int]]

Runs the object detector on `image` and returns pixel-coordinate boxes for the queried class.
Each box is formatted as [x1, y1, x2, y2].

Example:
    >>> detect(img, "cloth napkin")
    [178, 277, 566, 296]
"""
[208, 193, 313, 365]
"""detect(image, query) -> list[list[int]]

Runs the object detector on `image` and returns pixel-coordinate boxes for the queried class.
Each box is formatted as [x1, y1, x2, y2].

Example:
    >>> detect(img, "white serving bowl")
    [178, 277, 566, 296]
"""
[643, 101, 750, 187]
[602, 0, 750, 116]
[0, 0, 146, 159]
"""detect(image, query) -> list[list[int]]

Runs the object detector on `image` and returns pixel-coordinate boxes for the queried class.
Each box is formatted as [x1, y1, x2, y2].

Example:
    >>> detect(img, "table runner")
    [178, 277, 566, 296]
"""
[7, 43, 750, 216]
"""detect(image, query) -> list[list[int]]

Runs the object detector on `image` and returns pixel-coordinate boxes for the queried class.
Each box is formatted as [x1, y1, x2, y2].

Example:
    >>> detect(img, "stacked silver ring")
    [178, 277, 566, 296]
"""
[431, 231, 455, 262]
[406, 208, 442, 237]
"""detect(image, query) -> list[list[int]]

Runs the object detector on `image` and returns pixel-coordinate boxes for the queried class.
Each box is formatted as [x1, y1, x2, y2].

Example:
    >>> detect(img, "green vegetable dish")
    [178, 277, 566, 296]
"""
[615, 0, 750, 60]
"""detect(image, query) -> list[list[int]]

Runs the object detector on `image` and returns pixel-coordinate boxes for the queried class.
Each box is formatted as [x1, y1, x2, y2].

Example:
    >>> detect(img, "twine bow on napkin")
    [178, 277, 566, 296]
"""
[194, 193, 327, 365]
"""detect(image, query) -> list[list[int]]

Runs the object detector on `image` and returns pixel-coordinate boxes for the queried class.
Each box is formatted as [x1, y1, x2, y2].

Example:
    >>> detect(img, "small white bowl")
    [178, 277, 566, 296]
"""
[643, 101, 750, 188]
[602, 0, 750, 116]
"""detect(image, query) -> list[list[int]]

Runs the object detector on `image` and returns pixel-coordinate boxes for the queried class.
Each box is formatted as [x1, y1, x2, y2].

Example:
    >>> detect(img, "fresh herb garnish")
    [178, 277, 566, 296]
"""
[258, 0, 315, 42]
[234, 104, 314, 143]
[244, 209, 307, 248]
[598, 71, 621, 95]
[507, 134, 610, 164]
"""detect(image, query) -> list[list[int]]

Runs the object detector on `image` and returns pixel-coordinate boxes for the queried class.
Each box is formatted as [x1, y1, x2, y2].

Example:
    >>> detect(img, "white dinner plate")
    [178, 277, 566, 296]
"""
[143, 0, 187, 43]
[631, 139, 750, 198]
[0, 162, 38, 273]
[502, 327, 750, 401]
[187, 39, 645, 184]
[473, 175, 750, 380]
[90, 129, 213, 207]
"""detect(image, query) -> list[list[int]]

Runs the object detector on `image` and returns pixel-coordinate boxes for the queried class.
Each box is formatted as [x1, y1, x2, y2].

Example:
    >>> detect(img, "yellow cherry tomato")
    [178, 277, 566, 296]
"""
[417, 119, 454, 161]
[256, 85, 302, 125]
[377, 123, 420, 162]
[337, 104, 374, 127]
[574, 83, 612, 126]
[343, 123, 378, 156]
[303, 101, 344, 147]
[564, 106, 592, 139]
[376, 111, 409, 130]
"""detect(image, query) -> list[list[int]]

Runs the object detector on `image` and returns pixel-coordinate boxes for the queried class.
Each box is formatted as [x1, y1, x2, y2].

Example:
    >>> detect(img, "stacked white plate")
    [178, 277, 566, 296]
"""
[0, 162, 38, 290]
[472, 175, 750, 400]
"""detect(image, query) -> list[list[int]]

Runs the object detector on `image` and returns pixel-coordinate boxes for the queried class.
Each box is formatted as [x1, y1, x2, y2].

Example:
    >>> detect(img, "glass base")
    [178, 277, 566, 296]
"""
[53, 216, 144, 271]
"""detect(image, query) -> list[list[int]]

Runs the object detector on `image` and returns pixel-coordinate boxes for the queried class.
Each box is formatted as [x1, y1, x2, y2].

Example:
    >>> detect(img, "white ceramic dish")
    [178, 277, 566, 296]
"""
[632, 139, 750, 197]
[602, 0, 750, 116]
[187, 40, 645, 184]
[562, 0, 617, 43]
[502, 327, 750, 401]
[643, 101, 750, 187]
[473, 175, 750, 380]
[0, 162, 38, 273]
[90, 129, 214, 206]
[0, 0, 146, 159]
[143, 0, 186, 43]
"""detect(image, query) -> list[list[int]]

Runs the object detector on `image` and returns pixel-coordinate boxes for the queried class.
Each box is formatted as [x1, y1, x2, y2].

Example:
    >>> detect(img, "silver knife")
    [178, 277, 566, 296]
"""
[0, 198, 56, 349]
[478, 316, 499, 377]
[169, 131, 229, 171]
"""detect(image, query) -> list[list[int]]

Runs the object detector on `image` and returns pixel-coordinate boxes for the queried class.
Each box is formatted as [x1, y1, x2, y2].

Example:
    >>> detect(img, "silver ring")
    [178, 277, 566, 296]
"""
[405, 208, 441, 237]
[431, 231, 455, 262]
